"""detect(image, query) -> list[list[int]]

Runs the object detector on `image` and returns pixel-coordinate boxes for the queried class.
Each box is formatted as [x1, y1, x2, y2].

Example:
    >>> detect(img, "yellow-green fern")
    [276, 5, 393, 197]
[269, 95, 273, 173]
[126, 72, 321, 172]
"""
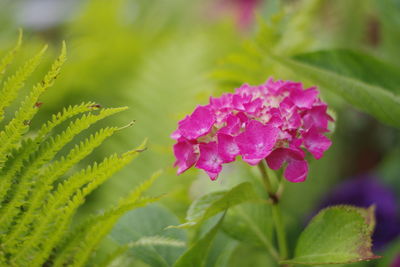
[0, 32, 158, 267]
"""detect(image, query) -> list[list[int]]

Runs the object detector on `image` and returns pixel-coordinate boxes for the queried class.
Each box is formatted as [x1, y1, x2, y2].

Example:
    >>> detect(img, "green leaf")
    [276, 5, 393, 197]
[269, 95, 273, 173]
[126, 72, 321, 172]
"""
[110, 204, 187, 267]
[282, 205, 380, 266]
[205, 233, 238, 267]
[172, 182, 260, 228]
[293, 49, 400, 94]
[221, 202, 276, 259]
[273, 49, 400, 129]
[174, 213, 225, 267]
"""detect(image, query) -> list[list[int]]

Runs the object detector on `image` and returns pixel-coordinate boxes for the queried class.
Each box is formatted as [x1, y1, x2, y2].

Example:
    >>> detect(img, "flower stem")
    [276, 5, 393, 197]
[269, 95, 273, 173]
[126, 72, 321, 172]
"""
[257, 161, 276, 201]
[257, 161, 289, 263]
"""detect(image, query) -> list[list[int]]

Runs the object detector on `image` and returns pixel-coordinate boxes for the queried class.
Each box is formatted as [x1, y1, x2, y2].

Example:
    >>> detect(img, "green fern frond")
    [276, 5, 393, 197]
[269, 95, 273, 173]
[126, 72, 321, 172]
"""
[0, 42, 66, 167]
[36, 101, 98, 139]
[0, 29, 22, 77]
[0, 102, 96, 206]
[0, 45, 47, 123]
[0, 139, 34, 204]
[53, 196, 160, 267]
[11, 142, 148, 266]
[0, 34, 159, 267]
[3, 126, 125, 248]
[0, 107, 127, 235]
[25, 167, 155, 267]
[52, 171, 161, 267]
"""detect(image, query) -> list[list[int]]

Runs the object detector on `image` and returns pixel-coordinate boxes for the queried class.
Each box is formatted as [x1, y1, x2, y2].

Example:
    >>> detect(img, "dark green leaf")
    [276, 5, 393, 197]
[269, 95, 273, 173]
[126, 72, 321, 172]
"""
[172, 182, 260, 228]
[222, 202, 274, 252]
[205, 232, 238, 267]
[293, 49, 400, 94]
[174, 213, 225, 267]
[282, 205, 380, 265]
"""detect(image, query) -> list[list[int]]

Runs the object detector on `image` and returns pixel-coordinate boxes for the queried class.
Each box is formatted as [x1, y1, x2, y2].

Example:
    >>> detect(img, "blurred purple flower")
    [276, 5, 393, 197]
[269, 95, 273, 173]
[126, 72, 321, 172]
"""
[317, 174, 400, 251]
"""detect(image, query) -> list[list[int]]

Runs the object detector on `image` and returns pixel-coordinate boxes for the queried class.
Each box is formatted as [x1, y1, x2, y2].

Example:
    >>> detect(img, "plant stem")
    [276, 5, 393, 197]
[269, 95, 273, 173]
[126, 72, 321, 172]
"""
[257, 161, 275, 198]
[257, 161, 289, 264]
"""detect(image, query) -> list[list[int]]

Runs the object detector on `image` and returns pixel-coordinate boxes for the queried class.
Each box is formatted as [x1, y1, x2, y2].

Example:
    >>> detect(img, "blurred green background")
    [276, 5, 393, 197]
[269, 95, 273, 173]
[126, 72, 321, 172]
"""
[0, 0, 399, 266]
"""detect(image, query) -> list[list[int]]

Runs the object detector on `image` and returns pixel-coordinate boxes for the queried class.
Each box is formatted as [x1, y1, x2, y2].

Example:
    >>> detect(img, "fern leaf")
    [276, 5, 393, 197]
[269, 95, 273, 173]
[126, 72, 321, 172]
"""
[11, 142, 147, 266]
[0, 139, 35, 204]
[0, 107, 127, 236]
[52, 171, 161, 267]
[55, 196, 160, 267]
[0, 102, 96, 205]
[0, 29, 22, 78]
[0, 42, 66, 167]
[0, 37, 149, 267]
[0, 45, 47, 123]
[36, 101, 98, 139]
[3, 126, 125, 248]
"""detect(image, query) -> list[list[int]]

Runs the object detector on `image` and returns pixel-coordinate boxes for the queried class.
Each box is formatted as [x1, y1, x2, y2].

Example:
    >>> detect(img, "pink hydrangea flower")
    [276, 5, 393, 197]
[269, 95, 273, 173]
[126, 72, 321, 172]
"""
[172, 78, 333, 182]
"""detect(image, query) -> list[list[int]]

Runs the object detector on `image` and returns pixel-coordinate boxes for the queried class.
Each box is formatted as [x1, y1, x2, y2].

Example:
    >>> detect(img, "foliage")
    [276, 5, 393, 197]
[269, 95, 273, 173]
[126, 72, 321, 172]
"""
[110, 204, 187, 267]
[283, 206, 379, 265]
[214, 2, 400, 130]
[273, 51, 400, 129]
[172, 182, 261, 228]
[0, 0, 398, 266]
[173, 214, 225, 267]
[0, 33, 157, 267]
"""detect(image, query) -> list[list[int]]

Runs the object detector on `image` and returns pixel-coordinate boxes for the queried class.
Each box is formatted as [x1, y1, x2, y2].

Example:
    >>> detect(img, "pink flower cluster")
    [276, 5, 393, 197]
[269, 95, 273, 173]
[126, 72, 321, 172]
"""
[172, 78, 333, 182]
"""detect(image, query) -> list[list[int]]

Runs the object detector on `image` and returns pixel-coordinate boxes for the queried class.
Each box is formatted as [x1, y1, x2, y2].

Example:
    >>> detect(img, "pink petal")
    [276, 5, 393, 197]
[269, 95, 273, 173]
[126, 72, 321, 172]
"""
[290, 87, 318, 109]
[179, 106, 216, 140]
[303, 127, 332, 159]
[217, 133, 240, 163]
[205, 170, 219, 181]
[235, 83, 252, 95]
[284, 157, 308, 182]
[196, 142, 223, 179]
[235, 120, 279, 165]
[210, 93, 233, 111]
[219, 114, 241, 135]
[266, 148, 308, 182]
[243, 98, 263, 114]
[266, 108, 283, 127]
[286, 111, 302, 130]
[236, 112, 249, 123]
[302, 104, 331, 132]
[264, 78, 290, 95]
[173, 141, 199, 175]
[279, 98, 296, 115]
[290, 138, 303, 150]
[232, 93, 252, 111]
[170, 129, 181, 140]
